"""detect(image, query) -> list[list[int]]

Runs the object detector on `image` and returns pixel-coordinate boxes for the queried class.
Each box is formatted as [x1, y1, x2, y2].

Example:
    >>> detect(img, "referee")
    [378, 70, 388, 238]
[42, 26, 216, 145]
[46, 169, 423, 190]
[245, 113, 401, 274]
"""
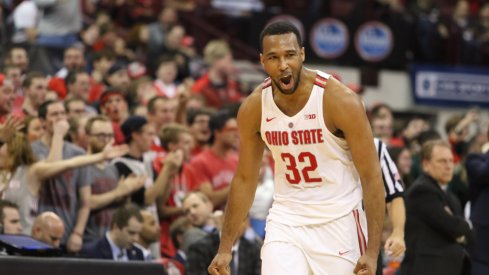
[374, 138, 406, 275]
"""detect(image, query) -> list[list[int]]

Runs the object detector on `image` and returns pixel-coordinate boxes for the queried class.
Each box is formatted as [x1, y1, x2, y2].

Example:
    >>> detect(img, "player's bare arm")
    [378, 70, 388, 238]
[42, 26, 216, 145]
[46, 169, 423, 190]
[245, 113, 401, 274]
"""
[208, 87, 266, 275]
[324, 77, 385, 275]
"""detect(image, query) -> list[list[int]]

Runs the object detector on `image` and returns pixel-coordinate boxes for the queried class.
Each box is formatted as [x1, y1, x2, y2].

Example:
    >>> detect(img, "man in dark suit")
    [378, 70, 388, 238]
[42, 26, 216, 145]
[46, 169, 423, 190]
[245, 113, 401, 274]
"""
[465, 136, 489, 275]
[80, 204, 144, 261]
[401, 140, 472, 275]
[186, 215, 261, 275]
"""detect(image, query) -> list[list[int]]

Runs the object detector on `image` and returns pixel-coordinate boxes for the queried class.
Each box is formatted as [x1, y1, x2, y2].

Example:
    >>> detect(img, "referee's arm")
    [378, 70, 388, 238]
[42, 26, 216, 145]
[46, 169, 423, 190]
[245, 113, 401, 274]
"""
[375, 139, 406, 257]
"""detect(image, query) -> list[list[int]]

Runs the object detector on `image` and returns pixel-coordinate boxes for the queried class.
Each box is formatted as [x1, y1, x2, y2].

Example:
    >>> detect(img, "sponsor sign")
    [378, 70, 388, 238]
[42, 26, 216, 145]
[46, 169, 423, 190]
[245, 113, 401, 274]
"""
[411, 64, 489, 106]
[355, 21, 393, 62]
[310, 18, 349, 59]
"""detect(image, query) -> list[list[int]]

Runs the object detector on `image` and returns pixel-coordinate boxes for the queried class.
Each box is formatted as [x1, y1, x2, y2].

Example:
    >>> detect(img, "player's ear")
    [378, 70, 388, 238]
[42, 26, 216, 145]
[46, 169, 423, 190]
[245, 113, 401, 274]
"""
[301, 47, 305, 62]
[260, 53, 265, 68]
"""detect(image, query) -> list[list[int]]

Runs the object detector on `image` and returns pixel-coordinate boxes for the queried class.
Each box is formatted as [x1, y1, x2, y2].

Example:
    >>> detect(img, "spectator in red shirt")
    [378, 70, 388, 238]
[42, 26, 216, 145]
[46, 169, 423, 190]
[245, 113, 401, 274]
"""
[186, 108, 214, 157]
[99, 89, 129, 144]
[154, 123, 199, 258]
[188, 110, 239, 209]
[192, 40, 243, 109]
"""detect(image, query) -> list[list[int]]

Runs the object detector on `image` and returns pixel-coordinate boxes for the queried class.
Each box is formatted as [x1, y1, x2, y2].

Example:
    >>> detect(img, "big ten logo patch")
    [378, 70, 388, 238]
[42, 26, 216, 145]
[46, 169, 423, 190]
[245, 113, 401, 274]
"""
[304, 114, 316, 120]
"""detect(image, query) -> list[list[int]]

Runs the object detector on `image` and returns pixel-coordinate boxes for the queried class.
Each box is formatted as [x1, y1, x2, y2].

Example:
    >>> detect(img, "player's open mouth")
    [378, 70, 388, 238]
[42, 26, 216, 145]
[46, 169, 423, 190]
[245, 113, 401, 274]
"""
[279, 75, 294, 91]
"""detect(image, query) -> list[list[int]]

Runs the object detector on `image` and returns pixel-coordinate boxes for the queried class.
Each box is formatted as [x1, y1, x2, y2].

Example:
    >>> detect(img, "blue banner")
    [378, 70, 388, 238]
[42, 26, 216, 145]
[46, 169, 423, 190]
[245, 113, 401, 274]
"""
[411, 64, 489, 107]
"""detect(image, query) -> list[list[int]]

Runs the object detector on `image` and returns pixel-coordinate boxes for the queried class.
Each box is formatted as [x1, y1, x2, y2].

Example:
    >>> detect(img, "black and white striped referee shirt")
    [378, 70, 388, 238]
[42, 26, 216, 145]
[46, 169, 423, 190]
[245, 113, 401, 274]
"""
[374, 138, 405, 203]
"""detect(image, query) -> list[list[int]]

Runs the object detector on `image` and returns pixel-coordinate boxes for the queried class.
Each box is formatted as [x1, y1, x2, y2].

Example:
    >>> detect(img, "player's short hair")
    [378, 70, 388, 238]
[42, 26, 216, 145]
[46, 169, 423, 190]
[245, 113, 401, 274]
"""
[260, 21, 302, 51]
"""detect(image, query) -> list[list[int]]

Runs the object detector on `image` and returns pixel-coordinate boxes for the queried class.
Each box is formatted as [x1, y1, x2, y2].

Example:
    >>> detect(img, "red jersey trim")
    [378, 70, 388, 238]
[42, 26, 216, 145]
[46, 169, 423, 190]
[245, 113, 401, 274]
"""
[314, 75, 328, 88]
[262, 77, 272, 89]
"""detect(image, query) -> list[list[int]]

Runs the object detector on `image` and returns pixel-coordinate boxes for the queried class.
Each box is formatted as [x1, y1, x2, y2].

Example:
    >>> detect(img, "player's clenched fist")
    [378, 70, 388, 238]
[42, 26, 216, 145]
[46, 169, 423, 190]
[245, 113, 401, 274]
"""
[208, 252, 232, 275]
[354, 254, 377, 275]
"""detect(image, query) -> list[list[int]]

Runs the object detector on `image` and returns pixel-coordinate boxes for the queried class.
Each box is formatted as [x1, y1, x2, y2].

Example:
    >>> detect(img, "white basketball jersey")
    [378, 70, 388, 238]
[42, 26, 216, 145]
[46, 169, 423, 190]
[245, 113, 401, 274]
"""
[260, 70, 363, 226]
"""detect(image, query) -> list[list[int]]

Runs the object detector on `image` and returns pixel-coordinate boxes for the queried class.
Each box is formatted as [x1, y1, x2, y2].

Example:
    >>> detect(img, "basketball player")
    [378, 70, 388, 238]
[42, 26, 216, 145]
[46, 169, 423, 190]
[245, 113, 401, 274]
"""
[208, 21, 385, 275]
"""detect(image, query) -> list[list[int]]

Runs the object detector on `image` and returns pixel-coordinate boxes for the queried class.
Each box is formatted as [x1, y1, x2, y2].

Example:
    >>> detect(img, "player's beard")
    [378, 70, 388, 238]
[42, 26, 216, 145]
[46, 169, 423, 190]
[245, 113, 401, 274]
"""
[272, 65, 302, 95]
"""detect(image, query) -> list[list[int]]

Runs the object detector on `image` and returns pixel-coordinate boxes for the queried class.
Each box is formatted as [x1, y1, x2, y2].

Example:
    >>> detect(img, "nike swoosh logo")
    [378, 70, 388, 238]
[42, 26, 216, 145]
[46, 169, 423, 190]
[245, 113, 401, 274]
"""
[266, 117, 276, 122]
[338, 250, 351, 256]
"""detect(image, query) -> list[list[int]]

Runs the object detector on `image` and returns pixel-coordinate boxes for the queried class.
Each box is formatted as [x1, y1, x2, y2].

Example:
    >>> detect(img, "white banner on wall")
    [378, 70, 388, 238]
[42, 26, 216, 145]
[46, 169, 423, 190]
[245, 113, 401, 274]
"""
[411, 64, 489, 106]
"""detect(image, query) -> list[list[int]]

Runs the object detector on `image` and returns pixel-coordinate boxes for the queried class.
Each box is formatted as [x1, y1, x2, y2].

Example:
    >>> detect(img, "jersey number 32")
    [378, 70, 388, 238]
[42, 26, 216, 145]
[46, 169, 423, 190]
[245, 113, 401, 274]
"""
[281, 152, 321, 184]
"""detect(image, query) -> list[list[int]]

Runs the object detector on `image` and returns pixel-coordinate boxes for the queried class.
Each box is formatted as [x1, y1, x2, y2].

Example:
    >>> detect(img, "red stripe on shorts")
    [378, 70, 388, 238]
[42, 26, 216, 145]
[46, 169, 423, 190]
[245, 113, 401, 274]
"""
[353, 209, 367, 255]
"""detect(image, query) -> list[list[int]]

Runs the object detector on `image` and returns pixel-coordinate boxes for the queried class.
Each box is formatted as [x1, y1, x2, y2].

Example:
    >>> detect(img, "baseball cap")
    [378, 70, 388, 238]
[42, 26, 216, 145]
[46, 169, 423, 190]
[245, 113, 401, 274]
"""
[120, 115, 148, 143]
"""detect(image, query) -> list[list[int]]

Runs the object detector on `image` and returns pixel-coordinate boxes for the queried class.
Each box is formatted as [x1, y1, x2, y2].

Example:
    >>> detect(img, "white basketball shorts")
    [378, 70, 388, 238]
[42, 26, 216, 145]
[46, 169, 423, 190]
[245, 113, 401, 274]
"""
[261, 204, 368, 275]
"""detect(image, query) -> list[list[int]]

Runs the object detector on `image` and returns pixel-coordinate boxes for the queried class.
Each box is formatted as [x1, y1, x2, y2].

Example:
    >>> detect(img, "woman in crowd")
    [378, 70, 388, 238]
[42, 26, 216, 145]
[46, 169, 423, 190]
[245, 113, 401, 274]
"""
[0, 129, 128, 234]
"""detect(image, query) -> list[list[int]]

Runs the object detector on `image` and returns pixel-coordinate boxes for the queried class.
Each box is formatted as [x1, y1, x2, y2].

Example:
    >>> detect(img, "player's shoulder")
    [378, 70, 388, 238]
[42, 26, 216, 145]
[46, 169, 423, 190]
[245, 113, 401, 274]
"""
[323, 75, 364, 114]
[324, 74, 357, 99]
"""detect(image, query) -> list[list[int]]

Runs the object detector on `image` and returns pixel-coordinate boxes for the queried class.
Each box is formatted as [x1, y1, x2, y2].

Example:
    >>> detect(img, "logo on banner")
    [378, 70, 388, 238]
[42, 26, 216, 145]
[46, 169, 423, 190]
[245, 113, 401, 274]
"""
[355, 21, 393, 62]
[310, 18, 349, 59]
[411, 64, 489, 106]
[266, 15, 305, 44]
[415, 72, 437, 97]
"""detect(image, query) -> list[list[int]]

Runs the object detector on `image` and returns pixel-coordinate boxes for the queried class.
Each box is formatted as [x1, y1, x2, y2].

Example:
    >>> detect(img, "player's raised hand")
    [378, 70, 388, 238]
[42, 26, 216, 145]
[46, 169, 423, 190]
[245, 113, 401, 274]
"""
[354, 254, 377, 275]
[208, 252, 232, 275]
